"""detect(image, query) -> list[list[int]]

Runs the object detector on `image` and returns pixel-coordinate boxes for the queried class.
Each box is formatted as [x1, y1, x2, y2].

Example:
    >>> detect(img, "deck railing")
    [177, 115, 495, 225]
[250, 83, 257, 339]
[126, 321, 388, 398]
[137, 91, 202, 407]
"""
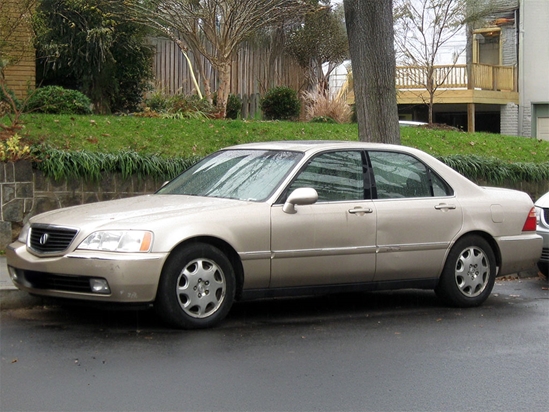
[395, 64, 516, 92]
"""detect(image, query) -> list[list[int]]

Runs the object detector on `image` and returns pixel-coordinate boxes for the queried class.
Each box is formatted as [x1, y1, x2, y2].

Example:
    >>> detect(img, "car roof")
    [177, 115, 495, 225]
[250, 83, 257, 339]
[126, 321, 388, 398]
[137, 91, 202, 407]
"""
[223, 140, 408, 154]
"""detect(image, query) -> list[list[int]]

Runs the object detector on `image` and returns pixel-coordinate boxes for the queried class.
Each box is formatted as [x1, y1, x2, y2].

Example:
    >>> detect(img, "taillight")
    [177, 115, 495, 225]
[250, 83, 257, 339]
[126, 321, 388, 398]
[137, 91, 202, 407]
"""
[522, 207, 537, 231]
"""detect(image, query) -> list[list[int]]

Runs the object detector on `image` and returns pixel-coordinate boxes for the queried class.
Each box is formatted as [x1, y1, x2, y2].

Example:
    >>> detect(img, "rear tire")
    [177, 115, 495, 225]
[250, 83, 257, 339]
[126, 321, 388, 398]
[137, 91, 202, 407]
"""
[155, 243, 235, 329]
[436, 235, 496, 308]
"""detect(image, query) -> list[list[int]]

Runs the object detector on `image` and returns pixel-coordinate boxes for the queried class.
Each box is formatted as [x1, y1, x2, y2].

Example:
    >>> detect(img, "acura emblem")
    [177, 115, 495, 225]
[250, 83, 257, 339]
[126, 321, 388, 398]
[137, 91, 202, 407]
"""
[39, 233, 49, 245]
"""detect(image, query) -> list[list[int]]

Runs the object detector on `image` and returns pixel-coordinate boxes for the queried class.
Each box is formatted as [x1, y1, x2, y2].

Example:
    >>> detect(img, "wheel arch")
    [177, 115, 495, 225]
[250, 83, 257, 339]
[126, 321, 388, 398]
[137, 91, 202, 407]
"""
[163, 236, 245, 300]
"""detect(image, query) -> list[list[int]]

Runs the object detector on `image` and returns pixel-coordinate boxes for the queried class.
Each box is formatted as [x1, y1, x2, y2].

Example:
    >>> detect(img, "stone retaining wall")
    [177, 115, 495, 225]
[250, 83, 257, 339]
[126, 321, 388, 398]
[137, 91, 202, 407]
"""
[1, 160, 548, 250]
[1, 161, 162, 249]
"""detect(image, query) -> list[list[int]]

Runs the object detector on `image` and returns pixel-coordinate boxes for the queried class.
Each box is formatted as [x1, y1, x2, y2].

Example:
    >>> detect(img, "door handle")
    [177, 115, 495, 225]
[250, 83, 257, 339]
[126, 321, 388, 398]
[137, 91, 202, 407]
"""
[435, 204, 457, 210]
[348, 207, 373, 214]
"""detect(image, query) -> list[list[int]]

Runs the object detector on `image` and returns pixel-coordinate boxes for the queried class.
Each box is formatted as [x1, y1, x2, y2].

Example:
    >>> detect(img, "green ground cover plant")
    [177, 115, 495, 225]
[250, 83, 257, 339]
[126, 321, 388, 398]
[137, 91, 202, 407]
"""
[4, 114, 549, 183]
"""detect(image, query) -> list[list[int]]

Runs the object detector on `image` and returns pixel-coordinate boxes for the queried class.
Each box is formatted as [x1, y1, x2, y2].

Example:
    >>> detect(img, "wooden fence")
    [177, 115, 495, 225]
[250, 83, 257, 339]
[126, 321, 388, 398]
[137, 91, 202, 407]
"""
[150, 37, 307, 118]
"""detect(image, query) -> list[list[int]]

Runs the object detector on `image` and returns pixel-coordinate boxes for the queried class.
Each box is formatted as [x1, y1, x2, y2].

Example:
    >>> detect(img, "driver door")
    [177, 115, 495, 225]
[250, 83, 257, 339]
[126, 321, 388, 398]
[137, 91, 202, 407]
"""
[270, 150, 377, 288]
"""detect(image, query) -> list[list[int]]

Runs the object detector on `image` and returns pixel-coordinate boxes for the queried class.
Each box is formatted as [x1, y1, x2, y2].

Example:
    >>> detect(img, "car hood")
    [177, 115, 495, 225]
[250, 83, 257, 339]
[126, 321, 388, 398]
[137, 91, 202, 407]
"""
[535, 192, 549, 208]
[29, 195, 249, 230]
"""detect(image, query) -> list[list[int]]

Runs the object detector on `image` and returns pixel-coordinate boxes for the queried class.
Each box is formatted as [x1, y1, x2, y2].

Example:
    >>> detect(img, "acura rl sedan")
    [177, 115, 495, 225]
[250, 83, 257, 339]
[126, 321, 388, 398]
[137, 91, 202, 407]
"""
[7, 141, 543, 328]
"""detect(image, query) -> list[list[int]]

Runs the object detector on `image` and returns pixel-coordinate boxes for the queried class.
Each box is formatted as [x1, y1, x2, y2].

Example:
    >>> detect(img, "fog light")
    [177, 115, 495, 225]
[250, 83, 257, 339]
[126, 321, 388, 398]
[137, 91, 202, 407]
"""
[89, 278, 110, 294]
[8, 266, 18, 281]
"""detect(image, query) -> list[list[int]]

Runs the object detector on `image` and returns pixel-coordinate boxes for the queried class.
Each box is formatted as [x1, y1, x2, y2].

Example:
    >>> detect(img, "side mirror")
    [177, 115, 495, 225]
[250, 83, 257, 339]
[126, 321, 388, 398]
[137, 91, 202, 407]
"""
[282, 188, 318, 214]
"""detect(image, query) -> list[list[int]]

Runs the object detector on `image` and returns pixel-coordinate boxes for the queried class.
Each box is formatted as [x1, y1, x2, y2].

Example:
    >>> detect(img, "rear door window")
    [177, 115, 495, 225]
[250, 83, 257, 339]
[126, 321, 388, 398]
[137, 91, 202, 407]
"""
[368, 151, 452, 199]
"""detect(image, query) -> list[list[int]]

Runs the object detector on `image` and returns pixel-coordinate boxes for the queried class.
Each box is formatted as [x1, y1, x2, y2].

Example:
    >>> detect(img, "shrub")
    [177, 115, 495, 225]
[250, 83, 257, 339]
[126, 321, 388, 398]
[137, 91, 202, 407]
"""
[144, 90, 171, 112]
[226, 94, 242, 119]
[0, 134, 31, 162]
[169, 94, 215, 117]
[303, 87, 351, 123]
[260, 86, 301, 120]
[310, 116, 338, 124]
[25, 86, 92, 114]
[143, 92, 215, 119]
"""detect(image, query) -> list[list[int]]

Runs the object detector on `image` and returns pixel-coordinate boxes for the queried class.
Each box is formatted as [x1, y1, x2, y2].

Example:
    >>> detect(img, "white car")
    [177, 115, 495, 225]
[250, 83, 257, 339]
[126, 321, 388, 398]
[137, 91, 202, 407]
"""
[534, 192, 549, 277]
[6, 141, 543, 328]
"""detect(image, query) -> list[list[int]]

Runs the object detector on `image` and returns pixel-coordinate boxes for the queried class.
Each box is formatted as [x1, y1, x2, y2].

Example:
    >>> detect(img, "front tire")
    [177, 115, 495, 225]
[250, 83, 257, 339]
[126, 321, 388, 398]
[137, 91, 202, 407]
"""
[155, 243, 235, 329]
[436, 235, 496, 308]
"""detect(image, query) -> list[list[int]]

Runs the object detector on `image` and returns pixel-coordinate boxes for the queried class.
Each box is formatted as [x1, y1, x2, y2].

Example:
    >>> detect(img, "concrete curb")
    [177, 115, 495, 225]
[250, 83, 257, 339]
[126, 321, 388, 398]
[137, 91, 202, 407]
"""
[0, 290, 50, 311]
[0, 256, 58, 310]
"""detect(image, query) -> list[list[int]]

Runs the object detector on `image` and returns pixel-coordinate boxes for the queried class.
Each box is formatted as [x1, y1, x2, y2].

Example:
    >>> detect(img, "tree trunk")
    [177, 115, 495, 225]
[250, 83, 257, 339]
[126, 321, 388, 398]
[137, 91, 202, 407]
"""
[343, 0, 400, 144]
[427, 67, 434, 124]
[428, 94, 434, 124]
[90, 82, 111, 115]
[216, 61, 231, 118]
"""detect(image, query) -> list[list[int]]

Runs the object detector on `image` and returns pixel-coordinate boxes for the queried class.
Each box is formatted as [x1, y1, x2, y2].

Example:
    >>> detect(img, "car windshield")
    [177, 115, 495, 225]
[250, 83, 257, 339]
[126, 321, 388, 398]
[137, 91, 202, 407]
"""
[157, 149, 303, 201]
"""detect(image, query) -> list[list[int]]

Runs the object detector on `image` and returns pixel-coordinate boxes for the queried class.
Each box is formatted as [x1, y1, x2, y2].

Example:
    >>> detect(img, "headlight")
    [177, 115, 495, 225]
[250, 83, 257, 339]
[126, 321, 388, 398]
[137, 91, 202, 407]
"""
[534, 206, 542, 225]
[78, 231, 153, 252]
[18, 223, 30, 243]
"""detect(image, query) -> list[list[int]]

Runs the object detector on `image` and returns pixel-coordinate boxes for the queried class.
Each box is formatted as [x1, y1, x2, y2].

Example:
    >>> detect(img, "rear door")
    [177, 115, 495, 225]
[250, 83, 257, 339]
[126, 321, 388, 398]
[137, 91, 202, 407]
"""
[368, 150, 463, 281]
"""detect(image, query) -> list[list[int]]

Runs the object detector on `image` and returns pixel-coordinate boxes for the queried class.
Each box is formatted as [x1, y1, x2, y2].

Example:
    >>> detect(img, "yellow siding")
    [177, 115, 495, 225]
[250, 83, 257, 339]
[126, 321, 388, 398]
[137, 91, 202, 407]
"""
[1, 1, 36, 100]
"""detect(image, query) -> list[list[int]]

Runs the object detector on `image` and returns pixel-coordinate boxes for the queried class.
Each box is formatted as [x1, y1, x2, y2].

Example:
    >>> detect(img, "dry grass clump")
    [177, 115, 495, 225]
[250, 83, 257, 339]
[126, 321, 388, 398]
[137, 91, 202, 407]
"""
[302, 87, 352, 123]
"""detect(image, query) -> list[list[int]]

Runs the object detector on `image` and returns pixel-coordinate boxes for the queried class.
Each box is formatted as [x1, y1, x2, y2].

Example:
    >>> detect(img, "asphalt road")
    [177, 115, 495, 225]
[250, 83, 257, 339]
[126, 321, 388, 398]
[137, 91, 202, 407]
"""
[1, 277, 548, 412]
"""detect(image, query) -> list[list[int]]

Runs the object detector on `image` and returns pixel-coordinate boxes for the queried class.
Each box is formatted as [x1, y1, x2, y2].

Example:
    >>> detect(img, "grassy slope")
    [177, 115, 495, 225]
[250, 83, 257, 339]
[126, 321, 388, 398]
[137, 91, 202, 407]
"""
[15, 114, 549, 163]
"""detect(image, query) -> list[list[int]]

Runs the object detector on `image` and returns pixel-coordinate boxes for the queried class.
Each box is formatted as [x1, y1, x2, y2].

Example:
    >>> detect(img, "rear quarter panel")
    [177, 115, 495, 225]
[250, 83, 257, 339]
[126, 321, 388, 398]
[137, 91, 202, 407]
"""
[457, 187, 542, 275]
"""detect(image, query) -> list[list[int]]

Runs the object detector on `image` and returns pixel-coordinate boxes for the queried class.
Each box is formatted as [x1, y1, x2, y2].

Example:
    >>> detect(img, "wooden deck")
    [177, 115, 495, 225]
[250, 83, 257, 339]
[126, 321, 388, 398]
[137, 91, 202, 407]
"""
[395, 63, 518, 105]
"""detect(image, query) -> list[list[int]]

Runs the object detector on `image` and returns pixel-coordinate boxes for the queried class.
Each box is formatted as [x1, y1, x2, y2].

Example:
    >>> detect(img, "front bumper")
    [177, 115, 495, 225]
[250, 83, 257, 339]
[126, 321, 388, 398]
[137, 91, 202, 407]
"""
[6, 241, 168, 303]
[537, 226, 549, 263]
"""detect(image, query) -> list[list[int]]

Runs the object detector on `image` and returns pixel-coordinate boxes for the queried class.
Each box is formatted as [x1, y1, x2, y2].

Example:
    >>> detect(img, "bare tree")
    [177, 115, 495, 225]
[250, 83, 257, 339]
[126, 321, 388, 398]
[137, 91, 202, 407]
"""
[394, 0, 473, 124]
[343, 0, 400, 144]
[130, 0, 314, 117]
[285, 1, 349, 93]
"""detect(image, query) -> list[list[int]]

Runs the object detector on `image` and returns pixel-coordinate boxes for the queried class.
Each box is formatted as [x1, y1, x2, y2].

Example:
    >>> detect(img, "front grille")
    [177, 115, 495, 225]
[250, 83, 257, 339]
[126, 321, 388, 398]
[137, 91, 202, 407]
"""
[29, 225, 78, 254]
[22, 270, 93, 293]
[541, 247, 549, 261]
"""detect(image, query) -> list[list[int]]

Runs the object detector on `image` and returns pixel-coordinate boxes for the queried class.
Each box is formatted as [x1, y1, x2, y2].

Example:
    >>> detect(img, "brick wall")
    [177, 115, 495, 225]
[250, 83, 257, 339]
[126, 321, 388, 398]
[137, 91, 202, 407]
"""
[501, 25, 517, 66]
[501, 102, 519, 135]
[498, 12, 519, 136]
[522, 105, 533, 137]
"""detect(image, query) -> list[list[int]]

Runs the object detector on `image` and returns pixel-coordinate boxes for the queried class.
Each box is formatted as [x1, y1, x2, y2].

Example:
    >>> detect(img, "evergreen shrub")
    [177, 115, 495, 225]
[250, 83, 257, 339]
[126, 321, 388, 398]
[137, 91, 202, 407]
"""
[260, 86, 301, 120]
[226, 94, 242, 119]
[25, 86, 92, 114]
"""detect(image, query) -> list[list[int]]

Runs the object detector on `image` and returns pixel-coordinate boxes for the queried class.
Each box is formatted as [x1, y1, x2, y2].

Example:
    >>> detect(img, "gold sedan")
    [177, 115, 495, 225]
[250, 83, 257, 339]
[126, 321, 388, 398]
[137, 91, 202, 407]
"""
[7, 142, 542, 328]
